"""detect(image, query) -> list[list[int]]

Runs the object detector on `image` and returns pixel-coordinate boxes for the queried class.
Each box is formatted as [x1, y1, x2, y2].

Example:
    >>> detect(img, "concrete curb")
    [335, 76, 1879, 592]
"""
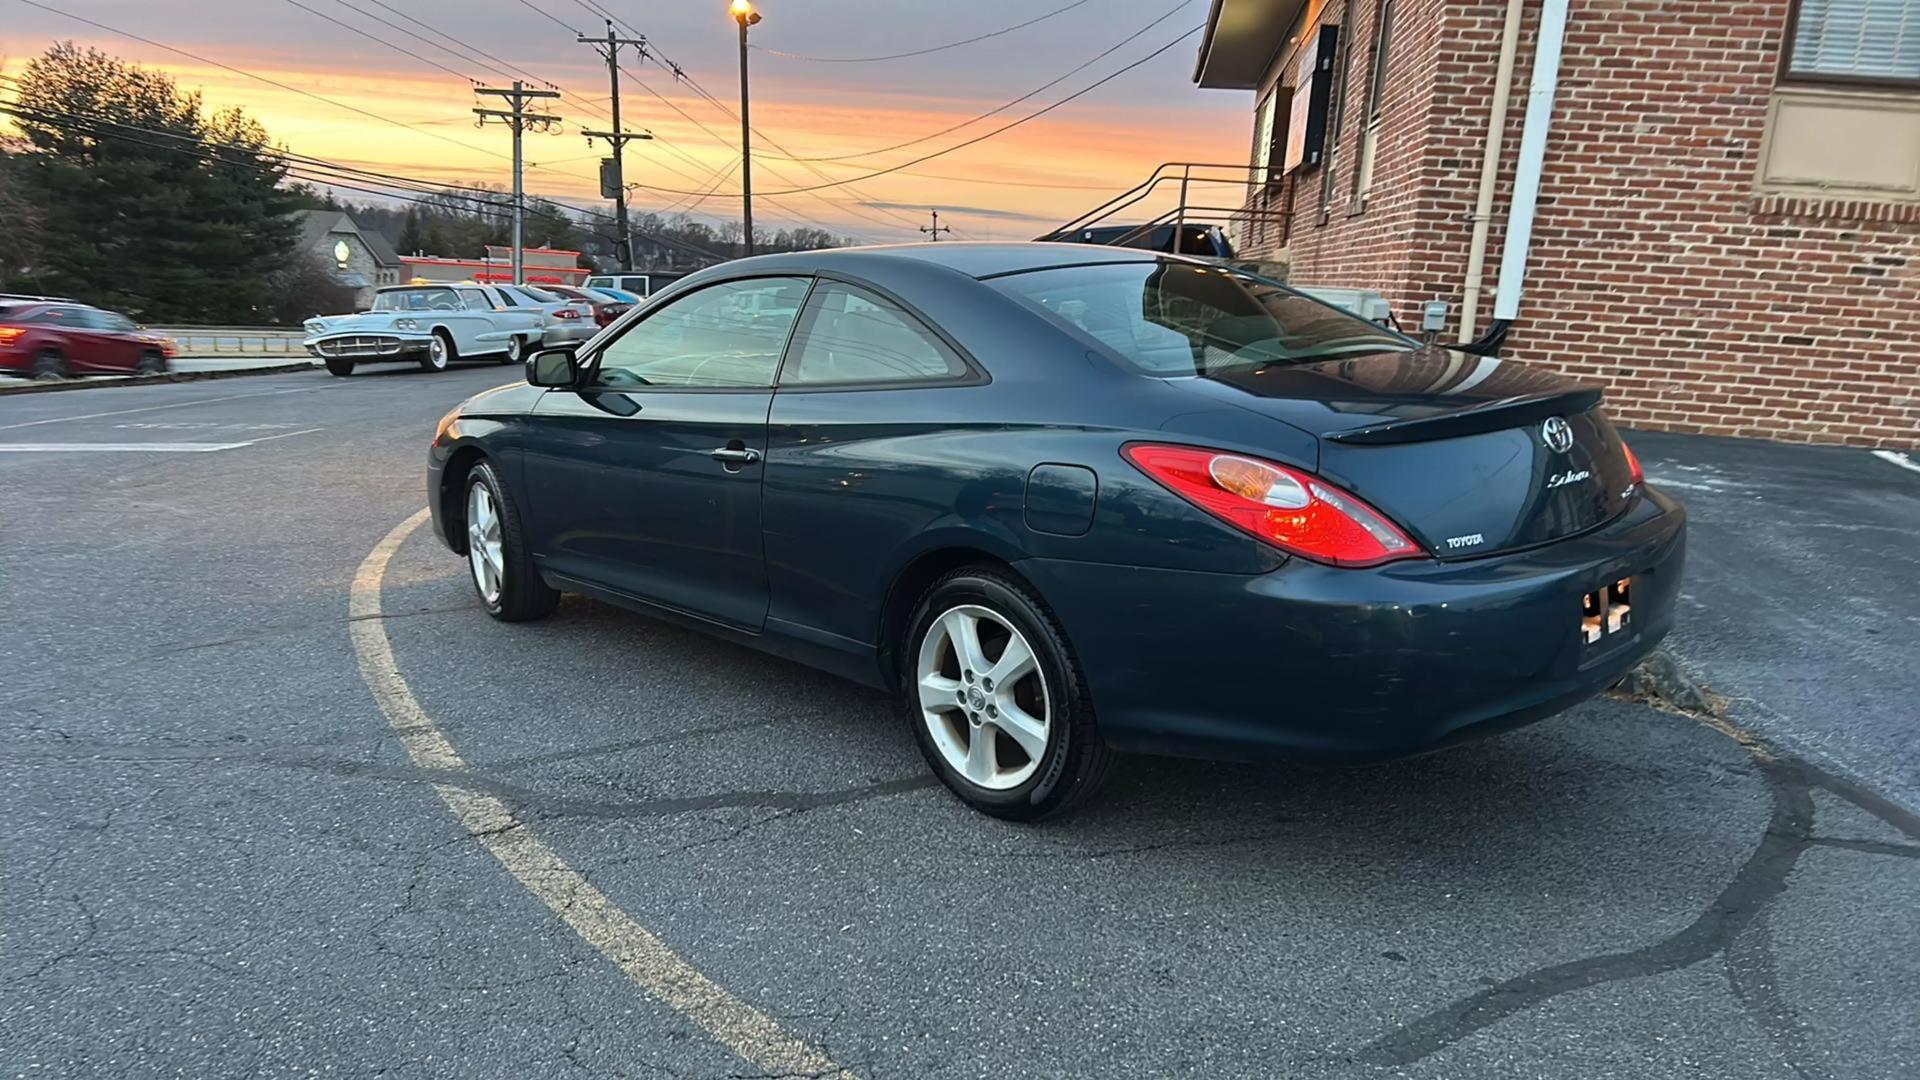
[0, 361, 318, 396]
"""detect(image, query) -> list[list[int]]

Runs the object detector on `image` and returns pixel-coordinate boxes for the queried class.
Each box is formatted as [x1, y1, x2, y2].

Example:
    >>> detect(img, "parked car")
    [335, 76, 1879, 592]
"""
[303, 283, 541, 376]
[582, 285, 644, 306]
[0, 301, 175, 379]
[1053, 223, 1237, 259]
[493, 285, 599, 351]
[535, 284, 632, 328]
[585, 273, 665, 298]
[426, 243, 1684, 820]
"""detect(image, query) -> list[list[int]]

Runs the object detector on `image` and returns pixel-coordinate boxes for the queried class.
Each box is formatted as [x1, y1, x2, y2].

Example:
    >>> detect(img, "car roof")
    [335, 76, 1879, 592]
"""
[736, 241, 1166, 280]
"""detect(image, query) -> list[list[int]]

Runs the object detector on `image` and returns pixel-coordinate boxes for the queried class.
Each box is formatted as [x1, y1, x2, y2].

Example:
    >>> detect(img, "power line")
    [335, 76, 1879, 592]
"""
[763, 0, 1193, 164]
[616, 24, 1203, 199]
[754, 0, 1098, 63]
[278, 0, 479, 84]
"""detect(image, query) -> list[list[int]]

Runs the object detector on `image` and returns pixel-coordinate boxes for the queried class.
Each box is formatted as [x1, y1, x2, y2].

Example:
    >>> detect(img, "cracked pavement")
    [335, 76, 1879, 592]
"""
[2, 368, 1916, 1078]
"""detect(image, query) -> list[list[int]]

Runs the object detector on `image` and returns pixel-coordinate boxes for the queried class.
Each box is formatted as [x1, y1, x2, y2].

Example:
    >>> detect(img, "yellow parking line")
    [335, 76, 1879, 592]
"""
[350, 510, 854, 1078]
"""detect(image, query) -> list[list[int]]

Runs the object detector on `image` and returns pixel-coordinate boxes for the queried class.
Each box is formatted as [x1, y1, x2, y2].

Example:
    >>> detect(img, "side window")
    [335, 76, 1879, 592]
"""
[592, 276, 809, 389]
[782, 283, 968, 387]
[494, 288, 519, 307]
[73, 308, 113, 330]
[107, 313, 139, 331]
[459, 289, 490, 311]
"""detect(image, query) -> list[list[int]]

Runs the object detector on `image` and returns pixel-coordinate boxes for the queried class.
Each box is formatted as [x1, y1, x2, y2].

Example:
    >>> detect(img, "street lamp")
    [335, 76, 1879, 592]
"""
[731, 0, 761, 257]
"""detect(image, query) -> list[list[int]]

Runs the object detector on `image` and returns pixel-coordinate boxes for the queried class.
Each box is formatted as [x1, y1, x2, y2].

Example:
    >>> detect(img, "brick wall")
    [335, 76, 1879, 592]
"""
[1237, 0, 1920, 448]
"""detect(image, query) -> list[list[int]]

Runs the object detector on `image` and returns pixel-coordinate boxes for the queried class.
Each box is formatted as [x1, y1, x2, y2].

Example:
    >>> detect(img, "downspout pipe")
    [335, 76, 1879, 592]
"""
[1458, 0, 1527, 343]
[1490, 0, 1572, 327]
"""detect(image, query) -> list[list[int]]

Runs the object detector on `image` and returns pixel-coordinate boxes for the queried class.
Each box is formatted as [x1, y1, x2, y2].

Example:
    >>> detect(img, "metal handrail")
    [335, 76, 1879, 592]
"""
[1038, 161, 1271, 241]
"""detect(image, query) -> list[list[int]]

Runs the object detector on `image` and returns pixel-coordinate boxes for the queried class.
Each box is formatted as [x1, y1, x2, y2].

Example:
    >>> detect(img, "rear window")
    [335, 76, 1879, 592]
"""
[990, 261, 1412, 376]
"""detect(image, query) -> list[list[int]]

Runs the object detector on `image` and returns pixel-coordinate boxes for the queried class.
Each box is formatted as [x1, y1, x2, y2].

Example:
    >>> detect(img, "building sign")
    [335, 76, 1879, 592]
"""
[1283, 25, 1340, 173]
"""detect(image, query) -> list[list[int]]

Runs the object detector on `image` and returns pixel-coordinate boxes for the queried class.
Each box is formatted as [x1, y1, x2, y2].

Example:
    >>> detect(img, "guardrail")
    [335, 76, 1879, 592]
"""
[150, 326, 307, 355]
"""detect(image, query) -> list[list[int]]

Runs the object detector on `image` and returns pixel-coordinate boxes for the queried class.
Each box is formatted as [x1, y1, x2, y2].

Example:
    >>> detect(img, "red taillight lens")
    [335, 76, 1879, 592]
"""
[0, 327, 24, 350]
[553, 307, 581, 320]
[1620, 440, 1644, 486]
[1123, 444, 1423, 567]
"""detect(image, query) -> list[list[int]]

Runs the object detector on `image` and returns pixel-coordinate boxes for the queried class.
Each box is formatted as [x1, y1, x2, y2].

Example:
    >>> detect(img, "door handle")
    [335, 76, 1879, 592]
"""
[709, 446, 761, 465]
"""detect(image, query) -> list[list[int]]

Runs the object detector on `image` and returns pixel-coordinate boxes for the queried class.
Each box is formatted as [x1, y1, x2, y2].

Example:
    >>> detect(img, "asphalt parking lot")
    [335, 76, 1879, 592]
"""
[2, 366, 1915, 1079]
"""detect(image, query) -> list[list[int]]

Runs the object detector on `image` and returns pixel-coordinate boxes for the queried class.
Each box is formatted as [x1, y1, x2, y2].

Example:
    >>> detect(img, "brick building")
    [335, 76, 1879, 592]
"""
[1195, 0, 1919, 447]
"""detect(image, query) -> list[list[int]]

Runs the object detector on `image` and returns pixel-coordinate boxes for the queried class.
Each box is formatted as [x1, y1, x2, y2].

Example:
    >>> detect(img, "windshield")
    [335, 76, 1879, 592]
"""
[991, 261, 1412, 376]
[373, 288, 459, 312]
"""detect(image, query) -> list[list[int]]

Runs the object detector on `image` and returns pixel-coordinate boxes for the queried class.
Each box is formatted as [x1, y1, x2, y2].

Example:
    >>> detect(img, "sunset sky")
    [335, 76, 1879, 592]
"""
[0, 0, 1253, 243]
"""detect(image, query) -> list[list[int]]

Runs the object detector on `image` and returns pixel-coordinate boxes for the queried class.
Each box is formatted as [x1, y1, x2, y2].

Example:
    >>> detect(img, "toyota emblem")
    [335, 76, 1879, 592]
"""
[1541, 416, 1575, 454]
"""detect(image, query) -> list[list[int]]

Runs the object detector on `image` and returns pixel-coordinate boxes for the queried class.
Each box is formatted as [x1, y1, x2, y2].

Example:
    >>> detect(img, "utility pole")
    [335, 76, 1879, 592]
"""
[474, 81, 561, 284]
[919, 209, 952, 242]
[731, 1, 761, 256]
[578, 22, 652, 272]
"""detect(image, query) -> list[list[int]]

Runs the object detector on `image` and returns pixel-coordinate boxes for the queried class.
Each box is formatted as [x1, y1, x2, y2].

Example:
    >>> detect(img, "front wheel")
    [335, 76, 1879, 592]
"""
[902, 567, 1114, 821]
[136, 350, 167, 374]
[420, 331, 454, 373]
[324, 357, 355, 377]
[464, 460, 559, 622]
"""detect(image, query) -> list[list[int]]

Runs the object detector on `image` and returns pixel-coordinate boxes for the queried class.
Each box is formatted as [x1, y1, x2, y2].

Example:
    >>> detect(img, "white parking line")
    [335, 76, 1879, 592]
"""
[0, 387, 316, 431]
[349, 511, 855, 1080]
[0, 428, 324, 453]
[1871, 449, 1920, 474]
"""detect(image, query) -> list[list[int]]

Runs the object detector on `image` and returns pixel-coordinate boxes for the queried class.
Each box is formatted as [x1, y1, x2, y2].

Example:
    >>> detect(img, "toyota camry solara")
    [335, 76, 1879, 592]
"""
[427, 243, 1686, 820]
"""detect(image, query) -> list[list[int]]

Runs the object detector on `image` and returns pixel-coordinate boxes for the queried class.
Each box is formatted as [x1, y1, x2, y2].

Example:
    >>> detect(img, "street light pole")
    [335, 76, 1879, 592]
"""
[731, 0, 761, 257]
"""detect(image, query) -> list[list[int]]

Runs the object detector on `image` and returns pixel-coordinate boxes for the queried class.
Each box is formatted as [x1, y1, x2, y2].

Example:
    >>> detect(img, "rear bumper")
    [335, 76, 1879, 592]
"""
[1019, 486, 1688, 762]
[540, 323, 597, 347]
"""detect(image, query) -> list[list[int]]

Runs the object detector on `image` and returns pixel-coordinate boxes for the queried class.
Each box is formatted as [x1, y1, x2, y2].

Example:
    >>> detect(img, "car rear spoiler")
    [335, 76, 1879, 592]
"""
[1324, 387, 1604, 446]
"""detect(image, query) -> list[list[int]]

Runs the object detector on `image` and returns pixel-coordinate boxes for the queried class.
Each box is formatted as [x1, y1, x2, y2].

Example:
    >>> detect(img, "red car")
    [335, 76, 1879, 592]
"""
[536, 285, 631, 328]
[0, 301, 176, 379]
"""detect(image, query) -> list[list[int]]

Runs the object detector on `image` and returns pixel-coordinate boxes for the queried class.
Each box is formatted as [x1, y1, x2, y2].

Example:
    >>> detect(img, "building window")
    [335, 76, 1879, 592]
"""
[1351, 0, 1398, 206]
[1253, 89, 1280, 179]
[1785, 0, 1920, 87]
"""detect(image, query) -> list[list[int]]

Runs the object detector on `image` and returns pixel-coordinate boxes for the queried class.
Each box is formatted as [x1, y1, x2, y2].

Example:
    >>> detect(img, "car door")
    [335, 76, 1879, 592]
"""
[69, 308, 137, 371]
[522, 275, 812, 631]
[454, 287, 501, 355]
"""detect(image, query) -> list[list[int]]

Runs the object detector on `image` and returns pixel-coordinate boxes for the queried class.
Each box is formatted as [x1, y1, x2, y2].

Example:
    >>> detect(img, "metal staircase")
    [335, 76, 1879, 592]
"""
[1035, 161, 1288, 265]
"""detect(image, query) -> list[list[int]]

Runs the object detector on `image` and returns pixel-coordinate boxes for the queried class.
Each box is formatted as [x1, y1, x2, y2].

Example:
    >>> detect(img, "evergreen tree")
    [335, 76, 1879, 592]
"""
[396, 207, 425, 256]
[8, 42, 298, 322]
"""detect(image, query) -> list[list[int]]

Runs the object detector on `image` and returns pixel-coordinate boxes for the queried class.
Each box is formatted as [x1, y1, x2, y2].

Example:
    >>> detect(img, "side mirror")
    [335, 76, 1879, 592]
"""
[525, 347, 579, 387]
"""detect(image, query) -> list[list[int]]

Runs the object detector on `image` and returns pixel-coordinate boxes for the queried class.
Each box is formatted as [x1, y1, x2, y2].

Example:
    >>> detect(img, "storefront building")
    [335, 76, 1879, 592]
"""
[1196, 0, 1919, 447]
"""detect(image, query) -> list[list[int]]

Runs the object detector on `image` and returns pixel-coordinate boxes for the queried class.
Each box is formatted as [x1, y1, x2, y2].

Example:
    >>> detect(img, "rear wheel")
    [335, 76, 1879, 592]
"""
[420, 331, 454, 373]
[136, 350, 167, 374]
[464, 460, 559, 622]
[503, 335, 527, 364]
[324, 357, 356, 377]
[32, 349, 67, 380]
[902, 567, 1114, 820]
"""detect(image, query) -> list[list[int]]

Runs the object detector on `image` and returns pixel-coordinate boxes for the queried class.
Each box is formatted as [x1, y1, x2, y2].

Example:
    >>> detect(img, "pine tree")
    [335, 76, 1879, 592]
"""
[397, 207, 425, 256]
[8, 42, 298, 322]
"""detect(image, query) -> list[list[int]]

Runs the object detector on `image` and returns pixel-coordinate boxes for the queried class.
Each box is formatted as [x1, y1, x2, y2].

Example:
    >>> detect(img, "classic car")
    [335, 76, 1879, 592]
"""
[303, 284, 543, 376]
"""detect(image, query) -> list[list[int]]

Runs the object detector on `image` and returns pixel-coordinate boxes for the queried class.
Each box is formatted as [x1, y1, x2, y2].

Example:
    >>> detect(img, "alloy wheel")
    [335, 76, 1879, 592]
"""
[466, 481, 505, 605]
[915, 604, 1051, 791]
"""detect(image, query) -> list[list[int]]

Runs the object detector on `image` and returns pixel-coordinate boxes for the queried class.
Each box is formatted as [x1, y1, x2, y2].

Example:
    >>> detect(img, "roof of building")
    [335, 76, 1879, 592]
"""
[1193, 0, 1309, 90]
[290, 209, 401, 268]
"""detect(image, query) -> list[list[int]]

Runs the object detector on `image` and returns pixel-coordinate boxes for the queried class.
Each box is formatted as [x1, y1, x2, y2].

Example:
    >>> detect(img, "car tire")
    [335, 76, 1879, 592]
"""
[136, 350, 167, 374]
[901, 566, 1114, 821]
[463, 460, 559, 622]
[421, 330, 454, 373]
[324, 357, 356, 377]
[31, 349, 67, 380]
[503, 335, 526, 364]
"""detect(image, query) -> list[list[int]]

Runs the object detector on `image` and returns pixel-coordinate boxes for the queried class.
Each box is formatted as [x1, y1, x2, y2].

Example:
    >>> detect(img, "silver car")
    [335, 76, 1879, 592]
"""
[494, 285, 598, 350]
[303, 284, 542, 376]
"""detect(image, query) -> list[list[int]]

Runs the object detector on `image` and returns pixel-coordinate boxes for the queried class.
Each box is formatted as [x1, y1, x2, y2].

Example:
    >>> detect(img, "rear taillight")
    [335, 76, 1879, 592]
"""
[553, 307, 581, 320]
[1620, 440, 1644, 487]
[1123, 444, 1422, 567]
[0, 327, 23, 350]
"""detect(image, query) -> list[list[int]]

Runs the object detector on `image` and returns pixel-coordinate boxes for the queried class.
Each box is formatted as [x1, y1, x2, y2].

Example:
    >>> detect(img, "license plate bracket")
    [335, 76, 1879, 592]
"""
[1581, 577, 1633, 647]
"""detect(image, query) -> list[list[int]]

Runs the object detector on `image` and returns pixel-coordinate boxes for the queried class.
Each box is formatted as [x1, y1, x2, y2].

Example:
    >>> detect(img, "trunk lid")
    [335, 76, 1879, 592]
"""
[1173, 348, 1637, 559]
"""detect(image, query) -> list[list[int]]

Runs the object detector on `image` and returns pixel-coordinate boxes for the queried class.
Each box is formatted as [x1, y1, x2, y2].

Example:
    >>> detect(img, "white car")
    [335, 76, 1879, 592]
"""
[303, 284, 544, 377]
